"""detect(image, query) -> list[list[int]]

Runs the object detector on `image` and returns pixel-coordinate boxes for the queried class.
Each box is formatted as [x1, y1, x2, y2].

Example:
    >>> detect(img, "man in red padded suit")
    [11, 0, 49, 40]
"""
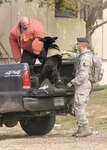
[9, 16, 46, 75]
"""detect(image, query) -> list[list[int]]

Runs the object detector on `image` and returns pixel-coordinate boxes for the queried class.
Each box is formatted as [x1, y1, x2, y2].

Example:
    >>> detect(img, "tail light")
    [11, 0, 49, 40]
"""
[22, 70, 31, 90]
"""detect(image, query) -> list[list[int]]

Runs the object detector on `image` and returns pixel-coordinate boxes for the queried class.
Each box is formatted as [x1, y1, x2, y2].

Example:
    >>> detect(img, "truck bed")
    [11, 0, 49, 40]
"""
[0, 62, 75, 114]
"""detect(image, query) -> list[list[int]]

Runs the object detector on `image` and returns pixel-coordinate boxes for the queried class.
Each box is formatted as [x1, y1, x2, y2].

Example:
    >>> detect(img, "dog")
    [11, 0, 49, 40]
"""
[39, 36, 62, 88]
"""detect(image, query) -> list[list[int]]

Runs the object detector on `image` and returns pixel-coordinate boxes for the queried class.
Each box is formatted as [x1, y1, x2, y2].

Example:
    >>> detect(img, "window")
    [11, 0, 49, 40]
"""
[55, 0, 102, 20]
[55, 0, 78, 18]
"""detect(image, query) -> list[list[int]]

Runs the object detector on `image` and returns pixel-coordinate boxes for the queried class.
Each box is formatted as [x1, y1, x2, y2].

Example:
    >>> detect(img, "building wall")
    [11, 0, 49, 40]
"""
[0, 2, 12, 58]
[54, 17, 85, 50]
[0, 0, 107, 84]
[0, 0, 86, 58]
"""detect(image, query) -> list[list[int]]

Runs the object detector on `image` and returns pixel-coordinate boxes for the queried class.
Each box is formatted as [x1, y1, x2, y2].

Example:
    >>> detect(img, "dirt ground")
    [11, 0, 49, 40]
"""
[0, 121, 107, 150]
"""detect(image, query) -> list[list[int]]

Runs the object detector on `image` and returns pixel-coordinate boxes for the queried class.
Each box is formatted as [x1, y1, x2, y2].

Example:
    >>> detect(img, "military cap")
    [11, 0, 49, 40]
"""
[77, 37, 89, 43]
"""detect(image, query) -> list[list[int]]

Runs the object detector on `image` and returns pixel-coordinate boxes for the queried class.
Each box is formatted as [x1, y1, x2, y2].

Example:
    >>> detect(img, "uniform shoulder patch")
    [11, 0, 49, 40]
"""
[82, 59, 91, 66]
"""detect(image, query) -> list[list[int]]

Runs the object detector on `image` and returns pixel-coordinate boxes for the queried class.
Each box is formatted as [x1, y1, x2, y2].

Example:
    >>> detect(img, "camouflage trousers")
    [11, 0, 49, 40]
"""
[74, 89, 91, 126]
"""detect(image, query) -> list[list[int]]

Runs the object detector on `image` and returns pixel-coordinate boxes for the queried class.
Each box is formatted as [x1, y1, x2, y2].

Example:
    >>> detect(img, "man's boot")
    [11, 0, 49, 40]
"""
[76, 124, 93, 138]
[72, 126, 83, 137]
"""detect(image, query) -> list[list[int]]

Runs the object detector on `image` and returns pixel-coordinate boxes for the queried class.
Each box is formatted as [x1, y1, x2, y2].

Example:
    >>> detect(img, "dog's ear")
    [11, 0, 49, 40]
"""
[53, 37, 58, 41]
[40, 36, 52, 43]
[39, 36, 58, 43]
[39, 37, 47, 43]
[44, 36, 55, 44]
[44, 36, 58, 42]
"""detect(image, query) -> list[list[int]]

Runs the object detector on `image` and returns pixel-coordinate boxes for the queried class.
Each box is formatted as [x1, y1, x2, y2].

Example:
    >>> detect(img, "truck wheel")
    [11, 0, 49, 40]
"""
[20, 115, 56, 136]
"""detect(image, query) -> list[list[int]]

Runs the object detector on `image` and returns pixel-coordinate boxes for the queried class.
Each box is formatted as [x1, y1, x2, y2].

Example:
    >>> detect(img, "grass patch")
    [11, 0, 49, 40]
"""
[56, 86, 107, 132]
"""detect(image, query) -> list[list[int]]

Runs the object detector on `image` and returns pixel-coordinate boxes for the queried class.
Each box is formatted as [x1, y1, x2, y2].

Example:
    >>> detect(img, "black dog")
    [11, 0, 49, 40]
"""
[39, 36, 62, 88]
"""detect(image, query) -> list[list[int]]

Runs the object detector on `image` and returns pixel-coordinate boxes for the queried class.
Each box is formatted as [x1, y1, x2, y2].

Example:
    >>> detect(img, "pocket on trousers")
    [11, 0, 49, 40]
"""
[75, 93, 87, 106]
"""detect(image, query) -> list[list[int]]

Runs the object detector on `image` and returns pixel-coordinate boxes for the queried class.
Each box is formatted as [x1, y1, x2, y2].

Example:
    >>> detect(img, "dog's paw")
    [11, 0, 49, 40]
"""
[55, 80, 63, 88]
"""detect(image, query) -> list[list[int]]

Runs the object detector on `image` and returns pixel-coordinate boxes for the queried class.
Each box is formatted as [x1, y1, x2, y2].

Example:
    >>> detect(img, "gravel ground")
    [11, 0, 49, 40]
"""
[0, 124, 107, 150]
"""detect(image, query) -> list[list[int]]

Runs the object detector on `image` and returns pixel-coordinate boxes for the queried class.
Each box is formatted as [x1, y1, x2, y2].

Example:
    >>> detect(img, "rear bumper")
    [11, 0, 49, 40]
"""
[23, 96, 71, 112]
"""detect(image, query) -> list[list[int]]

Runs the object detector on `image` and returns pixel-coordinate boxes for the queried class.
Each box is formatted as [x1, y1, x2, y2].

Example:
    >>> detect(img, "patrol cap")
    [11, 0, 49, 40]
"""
[77, 37, 89, 43]
[47, 48, 61, 58]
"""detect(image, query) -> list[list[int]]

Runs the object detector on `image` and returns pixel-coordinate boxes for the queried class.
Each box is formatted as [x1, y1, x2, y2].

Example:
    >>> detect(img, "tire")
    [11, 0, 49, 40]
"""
[20, 115, 56, 136]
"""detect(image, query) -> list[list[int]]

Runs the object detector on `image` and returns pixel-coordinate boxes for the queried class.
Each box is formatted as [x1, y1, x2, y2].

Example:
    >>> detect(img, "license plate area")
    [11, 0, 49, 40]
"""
[54, 97, 65, 106]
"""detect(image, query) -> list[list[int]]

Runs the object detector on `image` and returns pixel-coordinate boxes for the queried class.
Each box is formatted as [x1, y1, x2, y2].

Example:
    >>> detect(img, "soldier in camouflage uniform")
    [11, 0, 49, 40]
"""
[61, 37, 93, 137]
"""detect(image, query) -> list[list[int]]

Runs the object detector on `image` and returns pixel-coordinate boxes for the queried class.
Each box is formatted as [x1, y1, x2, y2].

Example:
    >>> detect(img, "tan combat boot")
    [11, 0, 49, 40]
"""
[72, 126, 83, 137]
[76, 124, 93, 138]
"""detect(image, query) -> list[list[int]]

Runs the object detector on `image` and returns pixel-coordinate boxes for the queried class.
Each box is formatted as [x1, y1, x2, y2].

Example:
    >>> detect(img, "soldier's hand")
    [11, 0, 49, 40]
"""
[67, 82, 72, 88]
[60, 50, 68, 56]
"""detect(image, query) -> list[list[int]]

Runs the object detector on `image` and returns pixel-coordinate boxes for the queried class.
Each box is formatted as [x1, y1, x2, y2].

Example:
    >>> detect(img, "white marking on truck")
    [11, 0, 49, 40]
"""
[4, 70, 21, 77]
